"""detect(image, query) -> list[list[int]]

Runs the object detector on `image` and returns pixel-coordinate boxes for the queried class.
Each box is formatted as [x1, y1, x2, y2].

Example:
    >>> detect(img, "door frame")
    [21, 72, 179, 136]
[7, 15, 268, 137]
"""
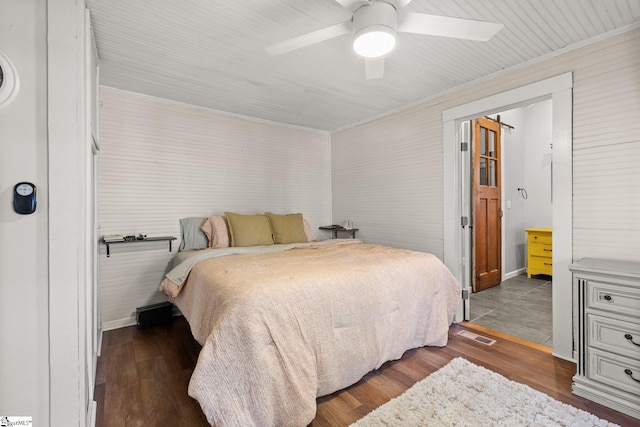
[442, 72, 574, 361]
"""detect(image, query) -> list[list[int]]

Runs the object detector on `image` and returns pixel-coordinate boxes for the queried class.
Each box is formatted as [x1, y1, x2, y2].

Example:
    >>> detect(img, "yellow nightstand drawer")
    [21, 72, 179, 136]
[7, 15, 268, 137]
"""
[529, 256, 552, 275]
[530, 243, 552, 257]
[528, 233, 552, 245]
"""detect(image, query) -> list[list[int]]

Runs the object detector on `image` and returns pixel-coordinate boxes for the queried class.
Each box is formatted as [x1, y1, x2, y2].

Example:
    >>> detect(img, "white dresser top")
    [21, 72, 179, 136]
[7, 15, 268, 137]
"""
[570, 258, 640, 280]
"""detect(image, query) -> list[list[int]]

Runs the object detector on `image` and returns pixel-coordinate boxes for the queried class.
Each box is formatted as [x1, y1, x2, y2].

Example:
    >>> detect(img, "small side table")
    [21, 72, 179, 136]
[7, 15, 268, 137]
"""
[319, 226, 359, 239]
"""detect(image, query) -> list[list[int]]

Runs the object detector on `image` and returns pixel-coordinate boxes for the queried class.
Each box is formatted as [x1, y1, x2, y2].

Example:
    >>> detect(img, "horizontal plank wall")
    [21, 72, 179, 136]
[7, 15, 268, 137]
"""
[332, 109, 445, 253]
[332, 28, 640, 262]
[98, 87, 331, 328]
[571, 30, 640, 261]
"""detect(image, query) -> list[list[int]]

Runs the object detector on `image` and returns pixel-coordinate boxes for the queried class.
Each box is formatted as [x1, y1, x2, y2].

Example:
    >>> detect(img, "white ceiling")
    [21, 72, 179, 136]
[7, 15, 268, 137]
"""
[87, 0, 640, 132]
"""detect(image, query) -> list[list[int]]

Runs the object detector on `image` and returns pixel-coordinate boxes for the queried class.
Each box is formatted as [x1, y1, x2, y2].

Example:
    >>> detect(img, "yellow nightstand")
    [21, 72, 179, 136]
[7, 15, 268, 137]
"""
[525, 228, 552, 278]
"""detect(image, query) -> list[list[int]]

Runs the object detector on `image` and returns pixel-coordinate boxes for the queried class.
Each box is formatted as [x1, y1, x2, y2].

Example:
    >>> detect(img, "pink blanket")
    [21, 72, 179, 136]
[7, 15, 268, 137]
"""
[161, 240, 460, 426]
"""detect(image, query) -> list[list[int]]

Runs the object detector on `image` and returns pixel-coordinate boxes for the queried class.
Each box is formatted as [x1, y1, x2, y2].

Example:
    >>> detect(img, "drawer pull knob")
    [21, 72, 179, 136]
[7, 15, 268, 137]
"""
[544, 262, 552, 266]
[543, 248, 552, 252]
[624, 369, 640, 383]
[603, 294, 612, 301]
[624, 333, 640, 347]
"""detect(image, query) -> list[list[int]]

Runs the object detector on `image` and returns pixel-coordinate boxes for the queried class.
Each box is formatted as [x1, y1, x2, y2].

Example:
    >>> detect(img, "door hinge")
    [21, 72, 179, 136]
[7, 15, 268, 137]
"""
[461, 216, 469, 228]
[462, 289, 470, 300]
[461, 142, 469, 152]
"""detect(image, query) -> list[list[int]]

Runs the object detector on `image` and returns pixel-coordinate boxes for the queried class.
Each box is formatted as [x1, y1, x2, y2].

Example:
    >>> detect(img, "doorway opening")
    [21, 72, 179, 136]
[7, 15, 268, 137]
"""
[442, 72, 574, 361]
[467, 101, 553, 347]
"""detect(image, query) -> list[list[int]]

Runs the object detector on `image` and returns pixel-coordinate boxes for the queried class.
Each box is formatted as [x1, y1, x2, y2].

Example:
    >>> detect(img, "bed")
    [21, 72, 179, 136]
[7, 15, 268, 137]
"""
[160, 213, 461, 426]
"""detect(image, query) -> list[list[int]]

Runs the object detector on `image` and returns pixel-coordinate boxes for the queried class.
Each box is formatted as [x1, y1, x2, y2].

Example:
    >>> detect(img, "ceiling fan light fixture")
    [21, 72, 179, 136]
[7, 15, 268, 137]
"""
[353, 26, 396, 58]
[352, 1, 398, 58]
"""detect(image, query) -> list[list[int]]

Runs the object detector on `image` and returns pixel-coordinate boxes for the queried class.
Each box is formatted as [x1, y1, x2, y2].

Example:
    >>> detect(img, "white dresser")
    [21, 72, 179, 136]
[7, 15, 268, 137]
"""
[569, 258, 640, 420]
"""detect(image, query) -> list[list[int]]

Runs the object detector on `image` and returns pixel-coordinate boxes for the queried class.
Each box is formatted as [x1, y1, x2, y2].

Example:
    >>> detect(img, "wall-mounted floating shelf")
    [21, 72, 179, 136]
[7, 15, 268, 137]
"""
[101, 236, 176, 257]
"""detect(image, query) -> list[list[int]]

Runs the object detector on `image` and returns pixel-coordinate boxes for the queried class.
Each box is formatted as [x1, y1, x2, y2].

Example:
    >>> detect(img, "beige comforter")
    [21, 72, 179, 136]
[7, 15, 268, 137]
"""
[161, 240, 460, 426]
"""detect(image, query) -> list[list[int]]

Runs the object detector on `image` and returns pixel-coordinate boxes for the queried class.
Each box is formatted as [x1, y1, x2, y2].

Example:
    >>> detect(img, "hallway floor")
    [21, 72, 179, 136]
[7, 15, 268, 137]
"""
[469, 274, 552, 347]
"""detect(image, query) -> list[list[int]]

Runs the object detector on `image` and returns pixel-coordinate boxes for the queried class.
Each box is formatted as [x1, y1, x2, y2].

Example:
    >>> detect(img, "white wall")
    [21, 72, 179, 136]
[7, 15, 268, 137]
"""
[332, 28, 640, 264]
[499, 99, 553, 275]
[498, 108, 527, 275]
[572, 30, 640, 260]
[98, 87, 332, 328]
[523, 101, 553, 229]
[332, 110, 444, 253]
[0, 1, 50, 422]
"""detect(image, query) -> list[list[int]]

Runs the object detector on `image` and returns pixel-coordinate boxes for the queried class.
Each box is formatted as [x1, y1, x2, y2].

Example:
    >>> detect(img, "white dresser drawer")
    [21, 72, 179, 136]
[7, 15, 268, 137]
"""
[586, 280, 640, 317]
[589, 314, 640, 360]
[588, 348, 640, 396]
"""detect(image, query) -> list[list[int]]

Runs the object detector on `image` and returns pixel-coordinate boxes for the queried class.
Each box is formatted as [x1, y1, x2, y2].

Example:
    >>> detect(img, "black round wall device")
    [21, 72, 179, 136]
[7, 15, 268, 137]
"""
[13, 182, 37, 215]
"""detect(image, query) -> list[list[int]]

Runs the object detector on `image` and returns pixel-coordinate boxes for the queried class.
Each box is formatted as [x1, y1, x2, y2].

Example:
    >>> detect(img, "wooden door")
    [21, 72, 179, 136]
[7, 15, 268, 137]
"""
[472, 117, 502, 292]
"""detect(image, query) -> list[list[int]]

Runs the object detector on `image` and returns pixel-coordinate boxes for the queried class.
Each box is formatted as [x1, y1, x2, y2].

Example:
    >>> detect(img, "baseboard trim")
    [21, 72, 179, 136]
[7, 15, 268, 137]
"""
[504, 268, 526, 280]
[102, 316, 137, 331]
[102, 310, 184, 331]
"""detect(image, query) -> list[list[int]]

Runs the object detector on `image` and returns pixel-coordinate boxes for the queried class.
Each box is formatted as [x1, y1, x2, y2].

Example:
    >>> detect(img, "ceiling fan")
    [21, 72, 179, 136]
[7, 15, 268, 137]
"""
[265, 0, 503, 80]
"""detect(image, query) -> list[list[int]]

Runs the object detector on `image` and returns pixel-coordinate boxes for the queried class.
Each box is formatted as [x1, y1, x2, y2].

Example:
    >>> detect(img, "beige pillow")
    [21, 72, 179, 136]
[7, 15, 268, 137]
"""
[265, 212, 308, 244]
[224, 212, 274, 247]
[200, 216, 230, 248]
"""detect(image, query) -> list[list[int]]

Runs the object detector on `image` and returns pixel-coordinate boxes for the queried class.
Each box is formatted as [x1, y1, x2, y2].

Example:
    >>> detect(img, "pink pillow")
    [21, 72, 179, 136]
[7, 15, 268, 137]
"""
[303, 219, 318, 242]
[200, 216, 230, 248]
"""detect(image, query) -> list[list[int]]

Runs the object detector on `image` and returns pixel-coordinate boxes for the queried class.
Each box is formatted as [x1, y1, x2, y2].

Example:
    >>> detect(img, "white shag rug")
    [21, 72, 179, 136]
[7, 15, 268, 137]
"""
[350, 357, 619, 427]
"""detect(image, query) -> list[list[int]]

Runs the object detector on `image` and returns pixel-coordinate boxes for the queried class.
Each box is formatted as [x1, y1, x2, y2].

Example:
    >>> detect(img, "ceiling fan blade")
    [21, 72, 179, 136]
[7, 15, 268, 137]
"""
[397, 0, 414, 7]
[398, 12, 503, 41]
[265, 21, 352, 56]
[365, 58, 385, 80]
[333, 0, 367, 12]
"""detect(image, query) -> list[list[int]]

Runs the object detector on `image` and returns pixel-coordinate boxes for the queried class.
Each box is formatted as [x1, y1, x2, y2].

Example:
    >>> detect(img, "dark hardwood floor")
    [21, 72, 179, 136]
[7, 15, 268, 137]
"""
[95, 316, 637, 427]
